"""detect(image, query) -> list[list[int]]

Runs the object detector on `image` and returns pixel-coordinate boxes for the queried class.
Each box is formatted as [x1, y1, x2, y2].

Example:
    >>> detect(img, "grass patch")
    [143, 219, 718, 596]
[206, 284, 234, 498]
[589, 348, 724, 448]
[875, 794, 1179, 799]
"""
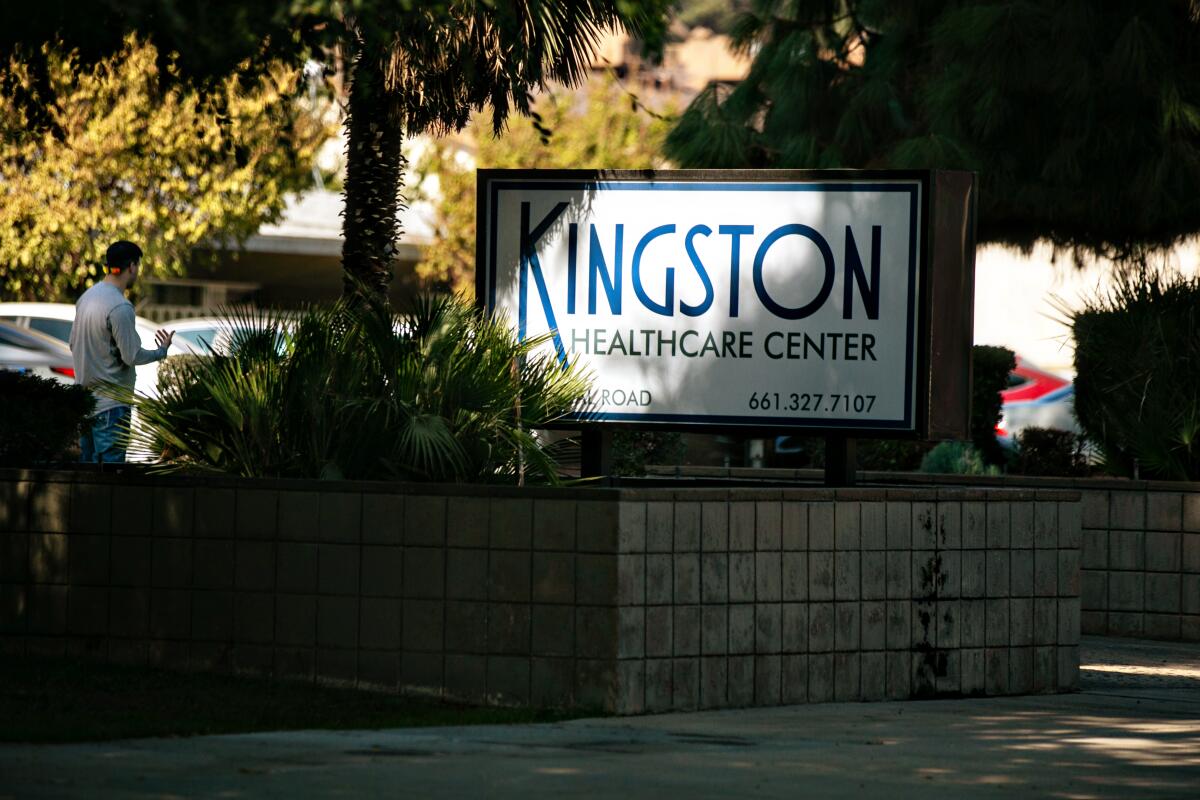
[0, 656, 593, 743]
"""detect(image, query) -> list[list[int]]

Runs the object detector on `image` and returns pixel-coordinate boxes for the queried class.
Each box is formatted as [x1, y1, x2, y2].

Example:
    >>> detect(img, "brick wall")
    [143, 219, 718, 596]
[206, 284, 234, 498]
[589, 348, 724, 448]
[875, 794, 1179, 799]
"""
[0, 471, 1081, 713]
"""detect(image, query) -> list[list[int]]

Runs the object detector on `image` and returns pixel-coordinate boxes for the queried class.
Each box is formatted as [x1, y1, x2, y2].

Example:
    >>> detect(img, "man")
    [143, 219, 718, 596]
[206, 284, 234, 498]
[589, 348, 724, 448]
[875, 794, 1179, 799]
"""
[69, 241, 174, 463]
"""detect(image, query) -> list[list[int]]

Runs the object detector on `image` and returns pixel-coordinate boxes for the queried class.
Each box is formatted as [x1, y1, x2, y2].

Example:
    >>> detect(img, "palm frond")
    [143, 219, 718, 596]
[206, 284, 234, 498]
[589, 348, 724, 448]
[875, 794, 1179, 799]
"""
[128, 293, 591, 483]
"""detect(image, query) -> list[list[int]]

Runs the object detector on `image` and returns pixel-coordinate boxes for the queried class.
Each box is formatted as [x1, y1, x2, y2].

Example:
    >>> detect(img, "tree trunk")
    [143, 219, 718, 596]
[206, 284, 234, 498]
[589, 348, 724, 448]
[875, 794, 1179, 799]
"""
[341, 40, 405, 307]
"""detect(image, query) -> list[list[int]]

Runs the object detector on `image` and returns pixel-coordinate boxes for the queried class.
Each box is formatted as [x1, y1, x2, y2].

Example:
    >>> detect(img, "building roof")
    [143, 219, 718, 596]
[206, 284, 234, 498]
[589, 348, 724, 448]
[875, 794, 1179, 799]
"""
[589, 27, 751, 95]
[243, 190, 435, 260]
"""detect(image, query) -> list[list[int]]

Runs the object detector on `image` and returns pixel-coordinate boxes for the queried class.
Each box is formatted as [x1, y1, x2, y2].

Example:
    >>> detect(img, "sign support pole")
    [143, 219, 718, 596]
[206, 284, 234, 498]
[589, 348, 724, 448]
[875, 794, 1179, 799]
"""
[824, 435, 856, 487]
[581, 427, 612, 479]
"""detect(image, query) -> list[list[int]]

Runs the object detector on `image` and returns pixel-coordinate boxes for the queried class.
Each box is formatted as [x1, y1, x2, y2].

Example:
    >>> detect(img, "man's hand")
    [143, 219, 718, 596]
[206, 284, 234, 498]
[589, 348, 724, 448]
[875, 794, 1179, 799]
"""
[155, 329, 174, 350]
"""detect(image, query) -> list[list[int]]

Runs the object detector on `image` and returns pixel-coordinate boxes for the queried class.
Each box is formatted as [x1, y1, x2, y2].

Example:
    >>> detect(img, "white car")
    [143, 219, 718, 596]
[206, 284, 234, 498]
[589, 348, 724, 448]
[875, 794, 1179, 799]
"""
[167, 314, 293, 356]
[0, 302, 187, 399]
[0, 320, 77, 384]
[166, 316, 237, 355]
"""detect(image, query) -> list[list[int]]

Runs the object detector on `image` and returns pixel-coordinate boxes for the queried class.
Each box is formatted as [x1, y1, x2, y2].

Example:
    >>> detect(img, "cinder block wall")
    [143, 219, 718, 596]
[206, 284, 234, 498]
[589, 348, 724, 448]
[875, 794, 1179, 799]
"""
[1079, 488, 1200, 641]
[651, 468, 1200, 644]
[611, 487, 1081, 713]
[0, 471, 1081, 713]
[0, 474, 627, 709]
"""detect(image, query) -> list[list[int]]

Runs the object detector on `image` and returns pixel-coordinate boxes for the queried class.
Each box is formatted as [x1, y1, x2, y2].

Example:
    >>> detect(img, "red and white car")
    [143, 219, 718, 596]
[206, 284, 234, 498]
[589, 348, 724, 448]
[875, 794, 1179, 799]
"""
[996, 356, 1080, 446]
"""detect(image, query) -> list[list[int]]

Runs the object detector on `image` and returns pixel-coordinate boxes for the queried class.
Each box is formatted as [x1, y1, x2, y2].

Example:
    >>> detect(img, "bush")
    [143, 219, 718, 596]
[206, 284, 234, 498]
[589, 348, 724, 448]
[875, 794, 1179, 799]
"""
[156, 354, 205, 396]
[611, 430, 685, 476]
[856, 439, 931, 472]
[0, 371, 95, 466]
[919, 441, 999, 476]
[129, 295, 590, 483]
[1072, 270, 1200, 480]
[1009, 427, 1090, 477]
[971, 345, 1016, 466]
[768, 344, 1010, 473]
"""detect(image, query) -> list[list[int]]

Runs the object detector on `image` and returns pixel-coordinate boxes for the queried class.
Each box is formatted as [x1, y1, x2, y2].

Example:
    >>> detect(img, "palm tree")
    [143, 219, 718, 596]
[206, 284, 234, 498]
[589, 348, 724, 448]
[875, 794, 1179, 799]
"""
[339, 2, 668, 306]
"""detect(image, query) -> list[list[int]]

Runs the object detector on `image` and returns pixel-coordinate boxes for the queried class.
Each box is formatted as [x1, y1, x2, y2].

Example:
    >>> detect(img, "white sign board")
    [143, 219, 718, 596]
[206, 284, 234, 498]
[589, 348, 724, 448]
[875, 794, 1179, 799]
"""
[479, 171, 927, 432]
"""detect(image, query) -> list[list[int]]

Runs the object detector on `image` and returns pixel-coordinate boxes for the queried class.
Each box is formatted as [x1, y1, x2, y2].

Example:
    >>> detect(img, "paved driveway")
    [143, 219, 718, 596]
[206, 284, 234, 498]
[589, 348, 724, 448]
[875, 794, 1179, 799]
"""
[2, 636, 1198, 799]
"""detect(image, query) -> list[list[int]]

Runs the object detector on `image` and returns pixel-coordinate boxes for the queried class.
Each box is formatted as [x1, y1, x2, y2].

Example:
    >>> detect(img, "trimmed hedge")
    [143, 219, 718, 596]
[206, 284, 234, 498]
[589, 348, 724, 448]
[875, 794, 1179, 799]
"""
[971, 345, 1016, 466]
[1009, 427, 1089, 477]
[0, 371, 95, 466]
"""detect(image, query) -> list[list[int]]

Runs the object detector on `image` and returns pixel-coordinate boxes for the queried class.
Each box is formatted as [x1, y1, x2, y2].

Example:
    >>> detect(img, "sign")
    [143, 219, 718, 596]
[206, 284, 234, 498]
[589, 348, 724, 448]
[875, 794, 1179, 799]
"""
[478, 170, 975, 436]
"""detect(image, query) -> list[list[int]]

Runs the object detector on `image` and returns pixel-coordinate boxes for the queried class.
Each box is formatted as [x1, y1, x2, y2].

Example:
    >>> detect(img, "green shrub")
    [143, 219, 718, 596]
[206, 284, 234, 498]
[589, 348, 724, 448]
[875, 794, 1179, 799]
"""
[919, 441, 999, 476]
[156, 354, 205, 396]
[1072, 270, 1200, 480]
[856, 439, 931, 472]
[768, 345, 1009, 473]
[775, 437, 958, 473]
[1009, 427, 1090, 477]
[0, 371, 95, 466]
[611, 430, 685, 476]
[971, 345, 1016, 466]
[766, 437, 936, 472]
[128, 295, 590, 483]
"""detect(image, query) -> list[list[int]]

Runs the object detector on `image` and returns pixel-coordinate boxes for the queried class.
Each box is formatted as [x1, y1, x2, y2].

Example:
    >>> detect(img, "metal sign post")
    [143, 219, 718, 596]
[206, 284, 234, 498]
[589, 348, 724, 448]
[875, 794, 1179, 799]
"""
[580, 427, 612, 479]
[824, 435, 857, 487]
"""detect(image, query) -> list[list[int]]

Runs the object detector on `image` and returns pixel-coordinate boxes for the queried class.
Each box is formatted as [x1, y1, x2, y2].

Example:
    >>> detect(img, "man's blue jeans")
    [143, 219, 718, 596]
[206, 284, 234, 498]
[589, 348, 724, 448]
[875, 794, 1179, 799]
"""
[80, 405, 131, 464]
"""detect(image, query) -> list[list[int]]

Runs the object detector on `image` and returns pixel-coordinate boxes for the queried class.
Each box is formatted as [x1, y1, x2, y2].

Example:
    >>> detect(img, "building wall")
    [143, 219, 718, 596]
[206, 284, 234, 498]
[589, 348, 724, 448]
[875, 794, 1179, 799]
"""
[0, 472, 1081, 713]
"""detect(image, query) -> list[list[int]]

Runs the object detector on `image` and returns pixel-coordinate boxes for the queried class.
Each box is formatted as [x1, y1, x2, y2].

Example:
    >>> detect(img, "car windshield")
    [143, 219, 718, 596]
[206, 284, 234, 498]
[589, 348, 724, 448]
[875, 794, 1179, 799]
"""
[175, 329, 220, 349]
[173, 322, 290, 356]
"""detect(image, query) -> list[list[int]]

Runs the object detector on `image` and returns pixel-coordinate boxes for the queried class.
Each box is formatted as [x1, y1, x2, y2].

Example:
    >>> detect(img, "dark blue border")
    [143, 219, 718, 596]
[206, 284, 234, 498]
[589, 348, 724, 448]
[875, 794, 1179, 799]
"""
[484, 179, 922, 430]
[558, 412, 913, 429]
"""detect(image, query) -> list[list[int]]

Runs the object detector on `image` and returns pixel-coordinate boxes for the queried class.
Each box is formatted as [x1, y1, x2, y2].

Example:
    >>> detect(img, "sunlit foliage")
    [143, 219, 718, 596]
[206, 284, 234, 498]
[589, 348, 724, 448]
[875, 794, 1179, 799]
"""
[0, 37, 329, 300]
[413, 75, 674, 295]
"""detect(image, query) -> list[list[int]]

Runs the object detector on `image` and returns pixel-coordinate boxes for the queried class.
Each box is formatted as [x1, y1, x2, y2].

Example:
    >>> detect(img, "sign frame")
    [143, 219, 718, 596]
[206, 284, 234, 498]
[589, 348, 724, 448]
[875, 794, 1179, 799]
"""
[476, 168, 975, 440]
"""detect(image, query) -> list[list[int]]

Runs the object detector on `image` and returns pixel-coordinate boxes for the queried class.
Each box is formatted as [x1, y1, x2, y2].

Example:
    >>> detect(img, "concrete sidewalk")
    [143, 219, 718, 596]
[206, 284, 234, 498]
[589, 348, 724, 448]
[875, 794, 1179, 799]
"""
[2, 636, 1198, 799]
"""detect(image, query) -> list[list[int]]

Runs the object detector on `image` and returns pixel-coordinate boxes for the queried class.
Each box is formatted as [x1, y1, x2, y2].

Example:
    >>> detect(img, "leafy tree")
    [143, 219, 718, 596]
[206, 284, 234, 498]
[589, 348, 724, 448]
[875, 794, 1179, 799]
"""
[0, 37, 329, 301]
[0, 2, 314, 87]
[666, 0, 1200, 264]
[0, 2, 673, 306]
[674, 0, 752, 35]
[413, 75, 674, 295]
